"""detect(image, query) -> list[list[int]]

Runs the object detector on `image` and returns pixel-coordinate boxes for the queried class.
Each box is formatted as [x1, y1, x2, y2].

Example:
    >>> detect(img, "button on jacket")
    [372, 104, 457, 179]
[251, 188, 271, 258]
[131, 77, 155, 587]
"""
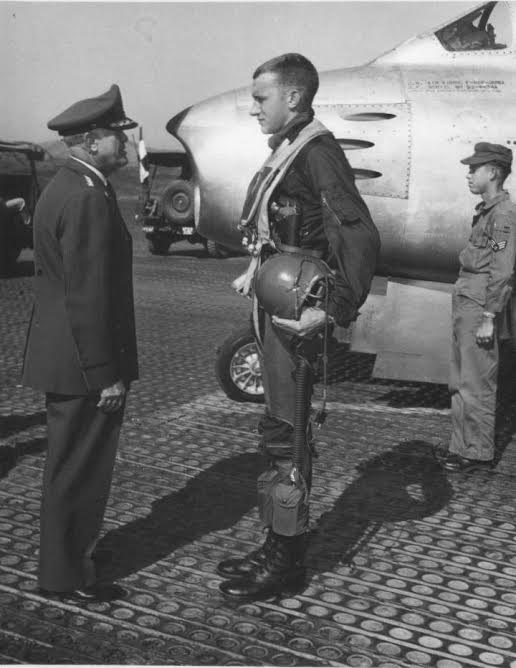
[455, 191, 516, 313]
[22, 158, 138, 395]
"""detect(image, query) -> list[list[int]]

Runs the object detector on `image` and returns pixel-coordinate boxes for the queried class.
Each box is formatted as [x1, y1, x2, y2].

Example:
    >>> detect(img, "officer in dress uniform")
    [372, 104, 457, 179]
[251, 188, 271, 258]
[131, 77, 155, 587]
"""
[217, 53, 380, 601]
[22, 85, 138, 601]
[437, 143, 516, 473]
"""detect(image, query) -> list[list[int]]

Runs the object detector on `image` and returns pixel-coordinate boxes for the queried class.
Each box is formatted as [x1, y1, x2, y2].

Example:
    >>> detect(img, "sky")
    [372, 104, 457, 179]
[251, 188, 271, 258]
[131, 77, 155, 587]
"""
[2, 1, 474, 148]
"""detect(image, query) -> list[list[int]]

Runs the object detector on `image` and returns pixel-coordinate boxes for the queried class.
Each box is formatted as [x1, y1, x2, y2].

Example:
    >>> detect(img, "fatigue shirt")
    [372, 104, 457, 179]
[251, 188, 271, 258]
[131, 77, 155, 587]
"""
[455, 191, 516, 313]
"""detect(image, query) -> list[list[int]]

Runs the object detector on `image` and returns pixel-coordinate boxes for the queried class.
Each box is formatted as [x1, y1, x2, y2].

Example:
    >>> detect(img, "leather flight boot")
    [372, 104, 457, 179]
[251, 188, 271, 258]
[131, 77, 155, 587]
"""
[216, 529, 274, 578]
[219, 532, 307, 601]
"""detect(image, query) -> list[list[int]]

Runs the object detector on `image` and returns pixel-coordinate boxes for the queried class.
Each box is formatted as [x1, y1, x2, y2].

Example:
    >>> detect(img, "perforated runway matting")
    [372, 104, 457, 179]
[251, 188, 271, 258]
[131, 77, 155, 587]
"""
[2, 216, 516, 666]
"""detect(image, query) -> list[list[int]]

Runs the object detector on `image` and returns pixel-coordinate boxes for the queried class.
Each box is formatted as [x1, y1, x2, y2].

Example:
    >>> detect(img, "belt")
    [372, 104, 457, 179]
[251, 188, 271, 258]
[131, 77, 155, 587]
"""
[274, 242, 324, 258]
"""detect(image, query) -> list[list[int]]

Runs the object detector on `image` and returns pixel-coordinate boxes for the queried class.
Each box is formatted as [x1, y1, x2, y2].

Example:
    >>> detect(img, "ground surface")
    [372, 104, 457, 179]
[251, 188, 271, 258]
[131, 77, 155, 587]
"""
[2, 197, 516, 667]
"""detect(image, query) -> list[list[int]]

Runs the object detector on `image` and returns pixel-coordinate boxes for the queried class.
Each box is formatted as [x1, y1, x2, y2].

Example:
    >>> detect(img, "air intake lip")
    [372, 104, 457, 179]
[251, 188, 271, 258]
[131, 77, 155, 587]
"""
[166, 106, 192, 136]
[353, 169, 382, 180]
[341, 112, 396, 122]
[336, 139, 375, 150]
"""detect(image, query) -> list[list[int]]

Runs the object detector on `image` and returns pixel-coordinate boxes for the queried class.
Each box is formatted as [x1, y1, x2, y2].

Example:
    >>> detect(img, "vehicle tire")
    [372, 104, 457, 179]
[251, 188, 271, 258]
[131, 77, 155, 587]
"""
[148, 238, 171, 255]
[206, 239, 230, 259]
[161, 180, 194, 224]
[0, 241, 22, 276]
[215, 325, 264, 403]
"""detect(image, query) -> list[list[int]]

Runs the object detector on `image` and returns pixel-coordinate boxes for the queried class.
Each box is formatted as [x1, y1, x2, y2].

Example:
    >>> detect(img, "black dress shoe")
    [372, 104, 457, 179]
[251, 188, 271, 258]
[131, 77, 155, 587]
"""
[440, 453, 493, 473]
[39, 583, 127, 603]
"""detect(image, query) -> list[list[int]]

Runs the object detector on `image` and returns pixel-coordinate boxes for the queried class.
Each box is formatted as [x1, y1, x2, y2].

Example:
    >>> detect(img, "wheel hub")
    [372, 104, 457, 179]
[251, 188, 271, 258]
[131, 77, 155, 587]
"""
[230, 343, 263, 396]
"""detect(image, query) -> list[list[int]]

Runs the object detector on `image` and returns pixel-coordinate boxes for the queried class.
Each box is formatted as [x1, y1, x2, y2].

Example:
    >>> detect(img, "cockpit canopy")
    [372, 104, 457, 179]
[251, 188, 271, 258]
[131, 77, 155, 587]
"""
[435, 1, 510, 52]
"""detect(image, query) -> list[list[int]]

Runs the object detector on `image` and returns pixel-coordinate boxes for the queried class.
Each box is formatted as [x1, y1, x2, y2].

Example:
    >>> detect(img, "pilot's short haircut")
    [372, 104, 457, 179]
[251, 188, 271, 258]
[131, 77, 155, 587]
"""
[254, 53, 319, 110]
[486, 161, 512, 183]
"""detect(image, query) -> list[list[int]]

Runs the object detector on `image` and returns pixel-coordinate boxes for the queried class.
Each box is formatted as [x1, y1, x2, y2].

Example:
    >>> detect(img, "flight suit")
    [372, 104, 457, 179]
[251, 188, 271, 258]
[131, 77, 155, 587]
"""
[449, 190, 516, 461]
[22, 158, 138, 591]
[218, 113, 379, 600]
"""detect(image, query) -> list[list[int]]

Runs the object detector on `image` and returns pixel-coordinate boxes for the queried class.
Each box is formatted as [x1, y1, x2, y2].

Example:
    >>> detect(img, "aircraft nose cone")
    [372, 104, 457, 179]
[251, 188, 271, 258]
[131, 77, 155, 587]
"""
[166, 106, 192, 137]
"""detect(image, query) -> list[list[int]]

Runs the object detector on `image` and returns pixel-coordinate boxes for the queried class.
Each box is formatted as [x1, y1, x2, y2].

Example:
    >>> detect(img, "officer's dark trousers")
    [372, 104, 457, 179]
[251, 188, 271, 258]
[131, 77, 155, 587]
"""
[449, 295, 498, 461]
[257, 314, 313, 537]
[39, 393, 124, 592]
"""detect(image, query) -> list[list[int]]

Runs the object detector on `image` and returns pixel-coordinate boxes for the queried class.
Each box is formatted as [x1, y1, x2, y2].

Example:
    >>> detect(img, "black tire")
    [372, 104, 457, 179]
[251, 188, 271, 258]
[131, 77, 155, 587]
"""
[0, 242, 22, 276]
[148, 238, 171, 255]
[161, 180, 194, 224]
[205, 239, 230, 258]
[215, 326, 264, 403]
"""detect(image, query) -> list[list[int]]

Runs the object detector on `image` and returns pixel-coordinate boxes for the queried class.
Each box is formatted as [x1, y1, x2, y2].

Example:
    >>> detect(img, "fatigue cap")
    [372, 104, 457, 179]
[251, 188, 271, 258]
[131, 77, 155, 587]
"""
[48, 84, 138, 136]
[461, 142, 513, 166]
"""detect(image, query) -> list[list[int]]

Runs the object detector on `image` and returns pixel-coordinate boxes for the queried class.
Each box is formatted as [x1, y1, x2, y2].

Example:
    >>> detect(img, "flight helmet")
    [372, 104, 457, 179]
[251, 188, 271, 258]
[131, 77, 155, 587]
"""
[254, 252, 334, 320]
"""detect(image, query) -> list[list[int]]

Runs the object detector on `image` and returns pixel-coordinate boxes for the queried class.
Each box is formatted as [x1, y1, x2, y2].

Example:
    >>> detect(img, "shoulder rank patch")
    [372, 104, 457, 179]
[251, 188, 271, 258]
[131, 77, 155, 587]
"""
[489, 238, 507, 252]
[83, 175, 94, 187]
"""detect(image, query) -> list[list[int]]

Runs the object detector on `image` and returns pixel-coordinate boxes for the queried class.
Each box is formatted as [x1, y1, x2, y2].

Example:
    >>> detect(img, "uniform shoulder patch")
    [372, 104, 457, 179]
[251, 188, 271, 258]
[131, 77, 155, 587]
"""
[83, 174, 94, 187]
[489, 237, 507, 252]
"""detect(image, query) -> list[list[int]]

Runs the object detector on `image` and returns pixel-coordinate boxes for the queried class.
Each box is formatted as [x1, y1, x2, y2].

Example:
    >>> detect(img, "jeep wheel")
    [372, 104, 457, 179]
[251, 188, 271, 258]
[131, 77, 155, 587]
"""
[161, 180, 194, 224]
[215, 326, 264, 403]
[205, 239, 230, 259]
[148, 238, 171, 255]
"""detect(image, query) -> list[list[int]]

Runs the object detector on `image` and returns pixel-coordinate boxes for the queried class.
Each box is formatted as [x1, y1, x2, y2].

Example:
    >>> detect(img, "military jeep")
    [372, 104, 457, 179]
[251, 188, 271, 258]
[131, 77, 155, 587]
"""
[138, 148, 230, 258]
[0, 141, 45, 275]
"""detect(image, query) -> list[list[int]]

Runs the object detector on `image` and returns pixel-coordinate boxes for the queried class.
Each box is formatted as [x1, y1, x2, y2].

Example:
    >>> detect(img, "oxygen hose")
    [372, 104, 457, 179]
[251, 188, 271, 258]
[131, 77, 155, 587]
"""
[291, 354, 310, 485]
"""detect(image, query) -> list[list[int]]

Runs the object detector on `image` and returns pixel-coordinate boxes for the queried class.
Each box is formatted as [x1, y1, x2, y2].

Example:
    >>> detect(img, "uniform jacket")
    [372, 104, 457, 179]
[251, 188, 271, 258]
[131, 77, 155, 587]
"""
[270, 118, 380, 327]
[22, 158, 138, 394]
[455, 190, 516, 313]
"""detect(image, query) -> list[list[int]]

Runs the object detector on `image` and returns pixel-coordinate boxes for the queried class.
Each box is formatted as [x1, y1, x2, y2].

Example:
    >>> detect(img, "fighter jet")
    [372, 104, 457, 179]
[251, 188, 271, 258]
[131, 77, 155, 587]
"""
[166, 1, 515, 385]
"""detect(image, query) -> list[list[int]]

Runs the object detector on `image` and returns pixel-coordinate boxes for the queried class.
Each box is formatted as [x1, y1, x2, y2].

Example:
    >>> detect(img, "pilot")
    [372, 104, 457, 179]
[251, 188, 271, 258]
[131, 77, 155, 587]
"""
[437, 142, 516, 473]
[217, 53, 380, 601]
[22, 85, 139, 602]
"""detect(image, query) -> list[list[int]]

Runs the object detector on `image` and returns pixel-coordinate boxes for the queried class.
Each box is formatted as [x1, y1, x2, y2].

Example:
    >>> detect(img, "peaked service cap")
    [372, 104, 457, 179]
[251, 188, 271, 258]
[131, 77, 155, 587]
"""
[47, 84, 138, 136]
[461, 142, 513, 166]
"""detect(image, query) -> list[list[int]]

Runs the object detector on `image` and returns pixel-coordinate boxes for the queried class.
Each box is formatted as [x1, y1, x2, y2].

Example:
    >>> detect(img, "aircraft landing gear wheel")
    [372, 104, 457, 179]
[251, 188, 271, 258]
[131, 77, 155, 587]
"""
[148, 238, 171, 255]
[215, 326, 264, 403]
[205, 239, 230, 258]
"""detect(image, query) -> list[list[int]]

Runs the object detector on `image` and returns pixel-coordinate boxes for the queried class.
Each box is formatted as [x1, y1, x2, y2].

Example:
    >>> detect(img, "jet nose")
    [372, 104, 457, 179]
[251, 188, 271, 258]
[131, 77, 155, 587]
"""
[166, 106, 192, 137]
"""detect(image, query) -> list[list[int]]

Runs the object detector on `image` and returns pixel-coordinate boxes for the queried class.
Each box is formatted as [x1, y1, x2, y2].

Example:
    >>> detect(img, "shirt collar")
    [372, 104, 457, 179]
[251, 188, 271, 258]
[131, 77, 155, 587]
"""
[475, 190, 509, 213]
[268, 110, 315, 151]
[71, 156, 108, 187]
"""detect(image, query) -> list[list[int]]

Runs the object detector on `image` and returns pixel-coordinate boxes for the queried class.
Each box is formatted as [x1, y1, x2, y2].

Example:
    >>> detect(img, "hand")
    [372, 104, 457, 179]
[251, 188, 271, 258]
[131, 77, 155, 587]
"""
[272, 307, 327, 337]
[5, 197, 25, 211]
[97, 380, 126, 413]
[231, 271, 252, 299]
[476, 317, 495, 348]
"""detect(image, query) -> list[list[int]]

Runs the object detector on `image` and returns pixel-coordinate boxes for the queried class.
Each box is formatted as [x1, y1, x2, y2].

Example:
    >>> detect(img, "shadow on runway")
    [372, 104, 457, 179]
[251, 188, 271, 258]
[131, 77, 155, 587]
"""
[306, 441, 453, 580]
[99, 442, 453, 587]
[326, 345, 451, 409]
[97, 452, 266, 580]
[377, 385, 450, 410]
[0, 437, 47, 479]
[0, 411, 46, 439]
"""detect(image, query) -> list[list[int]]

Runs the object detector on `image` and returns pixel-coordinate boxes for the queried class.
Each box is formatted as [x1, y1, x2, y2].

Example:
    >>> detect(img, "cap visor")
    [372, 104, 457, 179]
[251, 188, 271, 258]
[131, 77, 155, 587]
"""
[109, 116, 138, 130]
[460, 155, 485, 165]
